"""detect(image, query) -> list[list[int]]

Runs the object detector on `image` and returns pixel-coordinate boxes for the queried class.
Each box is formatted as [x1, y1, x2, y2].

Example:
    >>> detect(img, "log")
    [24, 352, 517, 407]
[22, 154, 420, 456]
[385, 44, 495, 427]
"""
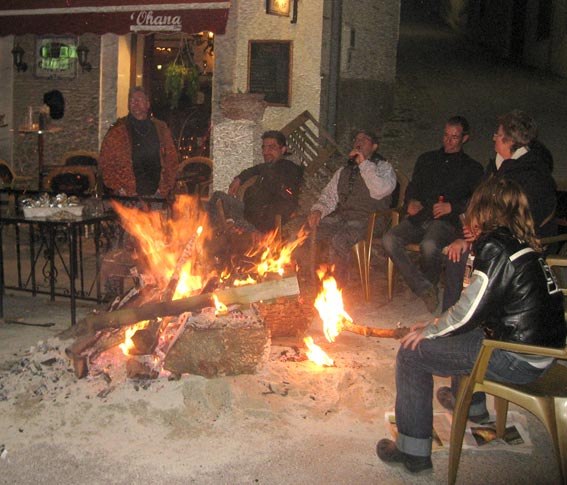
[163, 322, 269, 378]
[81, 276, 300, 333]
[342, 320, 410, 339]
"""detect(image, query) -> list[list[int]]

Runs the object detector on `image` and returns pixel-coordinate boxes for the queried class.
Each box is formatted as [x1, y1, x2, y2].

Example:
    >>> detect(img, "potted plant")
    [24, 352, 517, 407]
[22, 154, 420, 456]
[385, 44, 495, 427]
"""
[164, 39, 201, 109]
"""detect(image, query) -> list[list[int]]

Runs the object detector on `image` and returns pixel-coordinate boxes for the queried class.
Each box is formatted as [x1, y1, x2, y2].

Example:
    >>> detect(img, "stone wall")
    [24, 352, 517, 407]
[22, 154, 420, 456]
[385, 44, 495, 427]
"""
[336, 0, 401, 147]
[11, 34, 100, 184]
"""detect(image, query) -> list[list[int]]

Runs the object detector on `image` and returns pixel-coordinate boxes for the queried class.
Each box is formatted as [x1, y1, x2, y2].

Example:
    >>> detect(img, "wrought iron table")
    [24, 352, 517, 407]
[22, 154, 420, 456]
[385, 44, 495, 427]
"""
[0, 210, 116, 325]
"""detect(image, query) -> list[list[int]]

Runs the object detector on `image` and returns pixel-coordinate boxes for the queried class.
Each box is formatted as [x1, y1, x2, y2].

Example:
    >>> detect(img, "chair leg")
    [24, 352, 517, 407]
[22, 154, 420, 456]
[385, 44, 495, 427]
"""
[387, 257, 395, 301]
[448, 377, 475, 485]
[352, 240, 370, 301]
[554, 397, 567, 484]
[494, 397, 510, 438]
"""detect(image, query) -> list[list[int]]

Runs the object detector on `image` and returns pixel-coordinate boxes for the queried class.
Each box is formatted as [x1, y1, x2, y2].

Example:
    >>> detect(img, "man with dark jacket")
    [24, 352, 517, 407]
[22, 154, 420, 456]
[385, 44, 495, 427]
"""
[208, 130, 303, 233]
[382, 116, 483, 313]
[307, 129, 396, 284]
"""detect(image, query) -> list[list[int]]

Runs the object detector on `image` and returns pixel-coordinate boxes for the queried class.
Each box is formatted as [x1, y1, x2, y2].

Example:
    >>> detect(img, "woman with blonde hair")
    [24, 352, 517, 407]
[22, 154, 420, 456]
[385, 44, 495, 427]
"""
[376, 176, 566, 474]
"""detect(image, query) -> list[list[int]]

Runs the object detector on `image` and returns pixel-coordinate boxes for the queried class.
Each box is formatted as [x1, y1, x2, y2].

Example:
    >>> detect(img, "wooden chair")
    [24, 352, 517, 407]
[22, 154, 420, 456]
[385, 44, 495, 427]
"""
[44, 166, 97, 197]
[350, 169, 410, 301]
[448, 255, 567, 485]
[175, 156, 213, 200]
[62, 150, 99, 168]
[280, 110, 347, 175]
[0, 159, 35, 190]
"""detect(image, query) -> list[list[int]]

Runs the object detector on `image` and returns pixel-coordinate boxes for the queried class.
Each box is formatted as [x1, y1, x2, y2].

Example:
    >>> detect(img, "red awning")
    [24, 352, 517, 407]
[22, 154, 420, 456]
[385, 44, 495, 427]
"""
[0, 1, 230, 36]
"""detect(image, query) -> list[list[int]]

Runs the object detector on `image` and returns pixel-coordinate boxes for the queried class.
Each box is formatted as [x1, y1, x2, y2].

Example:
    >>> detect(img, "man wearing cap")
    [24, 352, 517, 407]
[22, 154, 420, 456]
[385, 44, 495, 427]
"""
[308, 129, 396, 284]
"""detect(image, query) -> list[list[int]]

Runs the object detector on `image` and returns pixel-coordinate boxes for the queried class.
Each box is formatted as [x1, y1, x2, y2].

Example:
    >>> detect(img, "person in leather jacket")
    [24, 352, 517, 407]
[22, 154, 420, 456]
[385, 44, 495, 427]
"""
[376, 177, 567, 474]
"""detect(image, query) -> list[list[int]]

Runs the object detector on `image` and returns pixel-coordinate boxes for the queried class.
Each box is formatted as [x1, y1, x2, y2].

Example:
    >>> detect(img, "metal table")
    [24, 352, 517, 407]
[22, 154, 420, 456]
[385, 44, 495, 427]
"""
[0, 210, 116, 326]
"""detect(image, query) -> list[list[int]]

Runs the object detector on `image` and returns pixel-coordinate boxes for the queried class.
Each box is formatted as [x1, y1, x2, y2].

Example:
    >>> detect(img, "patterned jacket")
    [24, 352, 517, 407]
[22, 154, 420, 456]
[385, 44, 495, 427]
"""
[99, 117, 179, 196]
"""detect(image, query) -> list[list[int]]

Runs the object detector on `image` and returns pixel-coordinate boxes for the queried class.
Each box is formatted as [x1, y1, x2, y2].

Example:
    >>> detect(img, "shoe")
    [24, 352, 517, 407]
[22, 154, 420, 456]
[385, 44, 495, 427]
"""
[419, 286, 439, 314]
[436, 386, 491, 424]
[376, 439, 433, 474]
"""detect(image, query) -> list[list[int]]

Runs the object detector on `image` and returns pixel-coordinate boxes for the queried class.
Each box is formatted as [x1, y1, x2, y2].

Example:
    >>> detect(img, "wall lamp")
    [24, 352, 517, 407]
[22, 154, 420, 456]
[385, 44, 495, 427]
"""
[11, 44, 28, 72]
[76, 44, 92, 72]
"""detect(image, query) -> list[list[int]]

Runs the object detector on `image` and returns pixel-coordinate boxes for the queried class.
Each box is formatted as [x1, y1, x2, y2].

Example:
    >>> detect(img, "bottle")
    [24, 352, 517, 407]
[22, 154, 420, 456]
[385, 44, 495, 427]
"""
[462, 252, 475, 289]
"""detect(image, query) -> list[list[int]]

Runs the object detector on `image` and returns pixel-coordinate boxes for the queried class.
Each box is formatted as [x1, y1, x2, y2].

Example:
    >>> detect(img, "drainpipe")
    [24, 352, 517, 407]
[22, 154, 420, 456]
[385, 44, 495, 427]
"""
[325, 0, 342, 138]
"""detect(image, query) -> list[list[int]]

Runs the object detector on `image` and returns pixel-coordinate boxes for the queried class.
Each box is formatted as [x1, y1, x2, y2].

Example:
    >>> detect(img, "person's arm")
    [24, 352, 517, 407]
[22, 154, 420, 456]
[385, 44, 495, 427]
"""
[358, 160, 397, 200]
[311, 168, 342, 219]
[99, 124, 136, 195]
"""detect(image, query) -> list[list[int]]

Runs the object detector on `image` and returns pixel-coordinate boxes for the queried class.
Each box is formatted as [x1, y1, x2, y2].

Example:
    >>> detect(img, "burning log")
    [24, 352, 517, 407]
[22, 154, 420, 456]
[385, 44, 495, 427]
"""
[80, 276, 300, 333]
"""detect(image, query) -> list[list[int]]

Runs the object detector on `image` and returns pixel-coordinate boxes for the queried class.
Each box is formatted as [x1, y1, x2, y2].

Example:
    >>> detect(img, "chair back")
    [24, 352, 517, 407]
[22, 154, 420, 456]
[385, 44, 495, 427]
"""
[0, 159, 15, 188]
[63, 150, 99, 168]
[44, 166, 97, 197]
[280, 110, 347, 175]
[175, 156, 212, 197]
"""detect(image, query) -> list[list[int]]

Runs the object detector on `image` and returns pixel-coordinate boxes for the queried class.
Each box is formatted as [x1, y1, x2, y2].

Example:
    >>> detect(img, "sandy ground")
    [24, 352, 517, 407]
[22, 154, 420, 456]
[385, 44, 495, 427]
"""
[2, 8, 567, 485]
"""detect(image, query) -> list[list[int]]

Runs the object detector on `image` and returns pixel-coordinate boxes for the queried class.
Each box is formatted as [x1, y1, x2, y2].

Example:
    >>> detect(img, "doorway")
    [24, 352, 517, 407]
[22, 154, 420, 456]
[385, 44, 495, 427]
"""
[141, 32, 214, 160]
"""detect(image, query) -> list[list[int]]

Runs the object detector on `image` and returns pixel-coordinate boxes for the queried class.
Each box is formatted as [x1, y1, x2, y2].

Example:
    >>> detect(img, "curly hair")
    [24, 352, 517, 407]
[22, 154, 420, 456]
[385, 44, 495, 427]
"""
[465, 176, 541, 251]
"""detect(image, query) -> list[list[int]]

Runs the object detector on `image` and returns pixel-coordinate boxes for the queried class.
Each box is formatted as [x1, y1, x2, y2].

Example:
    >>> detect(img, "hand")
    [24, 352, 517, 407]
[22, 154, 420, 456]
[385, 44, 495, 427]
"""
[462, 225, 476, 242]
[347, 149, 363, 165]
[446, 239, 471, 262]
[228, 178, 241, 196]
[407, 200, 423, 216]
[433, 201, 451, 219]
[308, 210, 322, 228]
[400, 322, 428, 350]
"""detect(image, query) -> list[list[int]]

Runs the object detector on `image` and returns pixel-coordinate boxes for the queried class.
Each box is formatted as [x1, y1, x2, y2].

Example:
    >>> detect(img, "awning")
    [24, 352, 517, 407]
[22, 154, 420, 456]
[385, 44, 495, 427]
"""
[0, 1, 230, 36]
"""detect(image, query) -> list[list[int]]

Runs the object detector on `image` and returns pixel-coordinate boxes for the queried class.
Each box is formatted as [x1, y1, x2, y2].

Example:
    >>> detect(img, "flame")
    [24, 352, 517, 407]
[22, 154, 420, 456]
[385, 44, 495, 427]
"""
[111, 196, 210, 297]
[119, 320, 150, 355]
[233, 275, 257, 286]
[213, 294, 228, 315]
[245, 225, 309, 278]
[314, 273, 353, 343]
[304, 336, 334, 366]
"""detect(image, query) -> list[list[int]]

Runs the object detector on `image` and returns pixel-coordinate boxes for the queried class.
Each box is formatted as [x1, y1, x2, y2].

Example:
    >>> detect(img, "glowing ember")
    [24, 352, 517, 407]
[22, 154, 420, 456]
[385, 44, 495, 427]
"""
[213, 294, 228, 315]
[313, 273, 353, 343]
[119, 320, 150, 355]
[304, 336, 334, 366]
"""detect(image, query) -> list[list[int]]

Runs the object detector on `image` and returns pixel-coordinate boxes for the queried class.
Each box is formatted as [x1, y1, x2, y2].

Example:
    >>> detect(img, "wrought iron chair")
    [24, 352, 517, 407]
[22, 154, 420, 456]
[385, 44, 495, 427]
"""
[0, 159, 35, 190]
[448, 255, 567, 485]
[175, 156, 213, 200]
[62, 150, 99, 168]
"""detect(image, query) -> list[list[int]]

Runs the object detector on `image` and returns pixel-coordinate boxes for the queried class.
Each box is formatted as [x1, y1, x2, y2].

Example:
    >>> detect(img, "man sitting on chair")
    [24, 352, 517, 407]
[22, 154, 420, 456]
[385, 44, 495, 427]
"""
[207, 130, 303, 233]
[307, 129, 396, 285]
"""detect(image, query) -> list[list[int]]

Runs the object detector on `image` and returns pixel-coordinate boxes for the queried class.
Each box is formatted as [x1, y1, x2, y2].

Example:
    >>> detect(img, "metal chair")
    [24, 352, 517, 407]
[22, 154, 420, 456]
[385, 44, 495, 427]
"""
[0, 159, 35, 189]
[350, 169, 409, 301]
[62, 150, 99, 168]
[448, 255, 567, 485]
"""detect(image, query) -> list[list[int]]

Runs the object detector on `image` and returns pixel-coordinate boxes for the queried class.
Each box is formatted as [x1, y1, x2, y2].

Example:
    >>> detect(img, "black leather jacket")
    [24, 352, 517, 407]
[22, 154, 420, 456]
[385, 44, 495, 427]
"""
[423, 227, 566, 348]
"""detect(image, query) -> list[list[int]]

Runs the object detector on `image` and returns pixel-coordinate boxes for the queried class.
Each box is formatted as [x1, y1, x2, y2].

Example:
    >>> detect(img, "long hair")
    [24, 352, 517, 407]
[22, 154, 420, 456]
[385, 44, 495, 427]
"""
[465, 176, 541, 251]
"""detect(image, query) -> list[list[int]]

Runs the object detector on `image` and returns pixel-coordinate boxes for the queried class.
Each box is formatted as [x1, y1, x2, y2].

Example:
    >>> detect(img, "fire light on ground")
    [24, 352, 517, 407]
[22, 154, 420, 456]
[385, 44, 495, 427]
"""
[304, 336, 334, 366]
[304, 270, 411, 366]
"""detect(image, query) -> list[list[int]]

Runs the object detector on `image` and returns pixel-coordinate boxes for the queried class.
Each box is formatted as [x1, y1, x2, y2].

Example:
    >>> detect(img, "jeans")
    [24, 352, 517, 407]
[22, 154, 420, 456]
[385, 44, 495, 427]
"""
[394, 328, 547, 457]
[315, 215, 367, 283]
[382, 218, 457, 296]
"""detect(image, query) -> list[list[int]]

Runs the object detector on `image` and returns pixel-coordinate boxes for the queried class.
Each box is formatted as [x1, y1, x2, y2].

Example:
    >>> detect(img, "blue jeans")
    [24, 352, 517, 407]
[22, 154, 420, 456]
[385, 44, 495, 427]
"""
[207, 191, 256, 232]
[394, 328, 547, 457]
[382, 218, 457, 296]
[441, 249, 469, 312]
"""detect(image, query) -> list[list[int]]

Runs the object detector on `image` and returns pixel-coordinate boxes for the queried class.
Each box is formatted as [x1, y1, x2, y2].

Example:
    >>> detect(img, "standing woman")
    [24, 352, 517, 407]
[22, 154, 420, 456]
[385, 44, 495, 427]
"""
[376, 176, 566, 474]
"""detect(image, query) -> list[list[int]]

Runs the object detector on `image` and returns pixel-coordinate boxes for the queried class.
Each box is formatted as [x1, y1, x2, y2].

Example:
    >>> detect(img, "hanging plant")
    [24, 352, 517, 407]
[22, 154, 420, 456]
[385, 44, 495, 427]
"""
[164, 38, 201, 109]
